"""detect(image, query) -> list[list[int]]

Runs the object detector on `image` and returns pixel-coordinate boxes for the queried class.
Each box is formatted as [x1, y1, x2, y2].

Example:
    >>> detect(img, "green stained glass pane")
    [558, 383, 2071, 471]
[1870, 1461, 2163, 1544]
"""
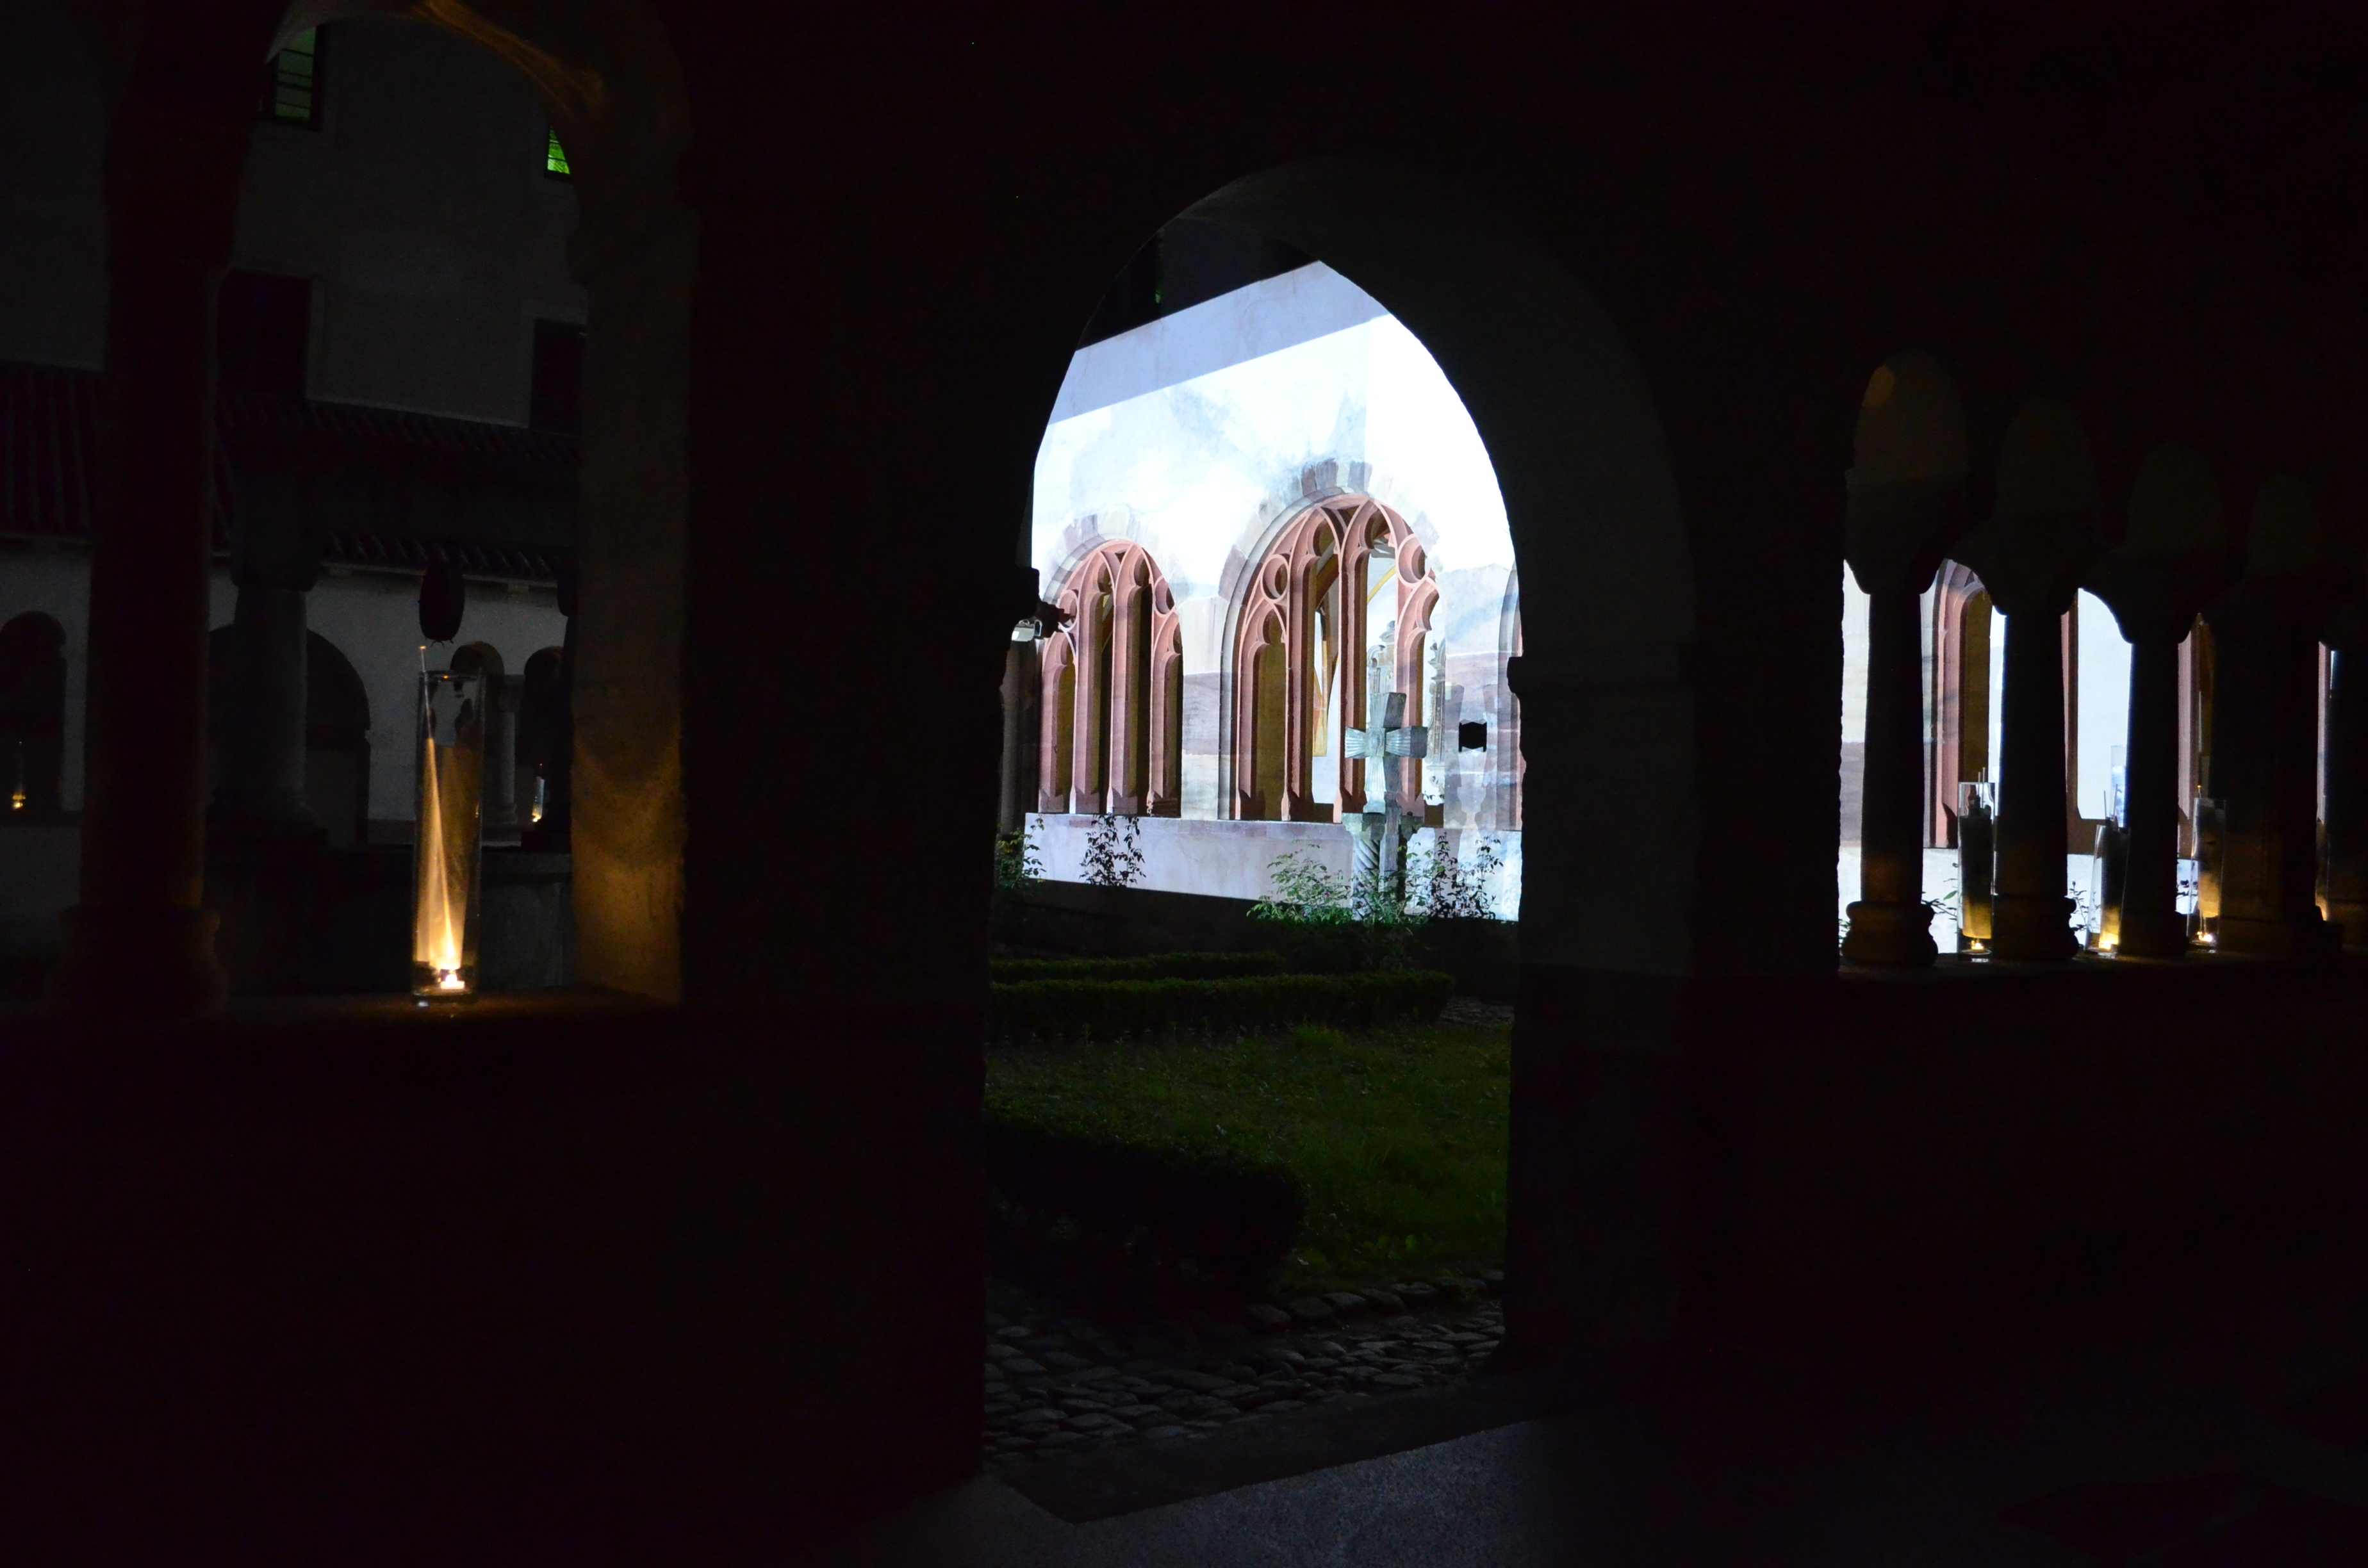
[545, 129, 571, 178]
[264, 28, 318, 126]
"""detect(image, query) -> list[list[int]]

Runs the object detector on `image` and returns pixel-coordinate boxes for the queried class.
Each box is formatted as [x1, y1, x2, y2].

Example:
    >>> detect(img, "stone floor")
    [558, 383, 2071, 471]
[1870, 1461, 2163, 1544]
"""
[983, 1273, 1505, 1467]
[822, 1179, 2368, 1565]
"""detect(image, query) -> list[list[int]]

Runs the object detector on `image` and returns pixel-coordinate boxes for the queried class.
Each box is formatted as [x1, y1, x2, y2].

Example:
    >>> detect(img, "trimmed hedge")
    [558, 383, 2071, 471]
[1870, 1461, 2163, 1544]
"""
[989, 968, 1454, 1041]
[989, 951, 1283, 984]
[983, 1116, 1303, 1299]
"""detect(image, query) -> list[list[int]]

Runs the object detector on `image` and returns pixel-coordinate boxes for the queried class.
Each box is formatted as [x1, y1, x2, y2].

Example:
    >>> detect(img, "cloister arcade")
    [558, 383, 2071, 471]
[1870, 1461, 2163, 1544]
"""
[12, 1, 2368, 1560]
[1839, 352, 2362, 968]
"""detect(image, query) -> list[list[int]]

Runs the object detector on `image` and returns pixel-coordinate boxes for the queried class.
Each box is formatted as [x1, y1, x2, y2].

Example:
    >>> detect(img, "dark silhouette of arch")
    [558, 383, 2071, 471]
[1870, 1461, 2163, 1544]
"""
[0, 613, 67, 819]
[306, 632, 370, 848]
[516, 646, 567, 832]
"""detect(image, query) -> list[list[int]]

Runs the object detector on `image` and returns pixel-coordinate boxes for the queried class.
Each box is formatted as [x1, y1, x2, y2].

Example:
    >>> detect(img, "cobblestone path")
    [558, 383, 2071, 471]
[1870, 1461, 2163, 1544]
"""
[983, 1271, 1506, 1467]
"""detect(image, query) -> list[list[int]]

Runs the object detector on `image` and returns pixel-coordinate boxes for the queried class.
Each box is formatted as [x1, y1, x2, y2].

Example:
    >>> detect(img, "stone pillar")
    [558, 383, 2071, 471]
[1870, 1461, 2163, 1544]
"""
[483, 673, 521, 842]
[1950, 399, 2111, 963]
[2084, 446, 2240, 960]
[1841, 584, 1937, 964]
[1989, 610, 2080, 960]
[2116, 637, 2184, 955]
[1836, 354, 1969, 967]
[2208, 477, 2339, 958]
[998, 634, 1035, 836]
[2326, 639, 2368, 950]
[211, 585, 319, 833]
[49, 91, 259, 1018]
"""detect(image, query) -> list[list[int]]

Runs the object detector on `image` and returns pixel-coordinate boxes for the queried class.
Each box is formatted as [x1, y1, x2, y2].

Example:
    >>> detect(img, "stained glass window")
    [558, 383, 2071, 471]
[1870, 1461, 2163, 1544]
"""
[545, 128, 571, 179]
[262, 29, 320, 128]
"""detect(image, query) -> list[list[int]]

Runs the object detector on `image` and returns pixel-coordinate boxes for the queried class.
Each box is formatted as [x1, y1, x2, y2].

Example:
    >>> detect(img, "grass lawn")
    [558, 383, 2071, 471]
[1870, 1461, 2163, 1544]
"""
[985, 1017, 1509, 1298]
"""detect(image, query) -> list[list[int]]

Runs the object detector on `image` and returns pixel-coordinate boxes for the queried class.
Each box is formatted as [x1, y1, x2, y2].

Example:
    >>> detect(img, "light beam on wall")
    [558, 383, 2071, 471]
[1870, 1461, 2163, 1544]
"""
[413, 655, 486, 999]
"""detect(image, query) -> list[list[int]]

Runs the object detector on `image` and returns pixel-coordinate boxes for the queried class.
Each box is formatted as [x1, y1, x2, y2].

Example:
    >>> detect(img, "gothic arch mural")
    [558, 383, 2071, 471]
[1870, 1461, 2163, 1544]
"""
[1229, 494, 1438, 822]
[1038, 537, 1181, 816]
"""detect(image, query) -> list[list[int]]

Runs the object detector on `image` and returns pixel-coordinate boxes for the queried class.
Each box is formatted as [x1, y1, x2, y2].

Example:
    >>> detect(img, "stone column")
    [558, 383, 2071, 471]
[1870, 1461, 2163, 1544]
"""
[2116, 637, 2183, 954]
[1838, 354, 1968, 967]
[1989, 612, 2080, 960]
[2208, 477, 2340, 958]
[2085, 446, 2239, 959]
[2325, 633, 2368, 951]
[998, 633, 1035, 836]
[211, 580, 320, 834]
[1950, 399, 2111, 963]
[49, 91, 258, 1018]
[1842, 583, 1938, 963]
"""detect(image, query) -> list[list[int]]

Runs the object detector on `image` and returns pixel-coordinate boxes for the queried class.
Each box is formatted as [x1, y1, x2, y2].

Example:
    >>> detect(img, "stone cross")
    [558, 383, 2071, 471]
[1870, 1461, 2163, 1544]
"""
[1345, 691, 1426, 904]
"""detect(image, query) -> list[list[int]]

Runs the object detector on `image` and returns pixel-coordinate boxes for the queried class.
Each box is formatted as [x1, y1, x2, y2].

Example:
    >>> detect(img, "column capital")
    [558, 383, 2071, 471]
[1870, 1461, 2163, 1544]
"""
[2084, 546, 2239, 647]
[1844, 476, 1968, 598]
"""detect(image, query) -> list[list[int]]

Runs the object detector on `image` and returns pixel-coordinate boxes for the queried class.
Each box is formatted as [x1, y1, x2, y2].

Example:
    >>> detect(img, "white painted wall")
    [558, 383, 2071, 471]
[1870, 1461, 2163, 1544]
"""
[4, 551, 563, 827]
[1025, 813, 1520, 918]
[292, 569, 565, 823]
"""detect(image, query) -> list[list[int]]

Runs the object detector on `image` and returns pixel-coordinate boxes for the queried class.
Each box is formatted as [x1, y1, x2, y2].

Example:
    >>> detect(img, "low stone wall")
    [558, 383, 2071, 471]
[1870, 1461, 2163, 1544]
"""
[0, 818, 78, 961]
[1742, 955, 2368, 1312]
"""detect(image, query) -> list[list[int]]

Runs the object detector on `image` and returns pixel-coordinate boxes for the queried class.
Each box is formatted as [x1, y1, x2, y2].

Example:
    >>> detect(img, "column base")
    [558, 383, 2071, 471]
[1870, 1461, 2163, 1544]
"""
[1840, 900, 1936, 967]
[2328, 901, 2367, 953]
[1991, 894, 2079, 961]
[47, 903, 228, 1020]
[2215, 911, 2341, 958]
[2114, 908, 2190, 960]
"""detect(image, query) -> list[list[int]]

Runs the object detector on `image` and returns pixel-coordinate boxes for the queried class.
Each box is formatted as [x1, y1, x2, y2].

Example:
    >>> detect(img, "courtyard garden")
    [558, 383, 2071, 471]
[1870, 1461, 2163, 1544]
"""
[985, 1007, 1509, 1303]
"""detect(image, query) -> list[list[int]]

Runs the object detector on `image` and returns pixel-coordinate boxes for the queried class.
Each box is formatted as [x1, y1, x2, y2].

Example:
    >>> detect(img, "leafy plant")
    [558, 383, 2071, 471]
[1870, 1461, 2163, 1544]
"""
[1249, 849, 1356, 926]
[1080, 812, 1144, 888]
[1413, 834, 1506, 921]
[992, 821, 1044, 895]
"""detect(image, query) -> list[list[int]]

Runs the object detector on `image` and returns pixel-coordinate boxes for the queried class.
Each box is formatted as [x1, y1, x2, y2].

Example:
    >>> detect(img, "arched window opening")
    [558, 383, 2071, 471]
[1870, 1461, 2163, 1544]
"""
[306, 632, 370, 849]
[515, 646, 568, 832]
[1037, 539, 1181, 817]
[450, 642, 523, 844]
[1231, 495, 1439, 824]
[0, 613, 67, 818]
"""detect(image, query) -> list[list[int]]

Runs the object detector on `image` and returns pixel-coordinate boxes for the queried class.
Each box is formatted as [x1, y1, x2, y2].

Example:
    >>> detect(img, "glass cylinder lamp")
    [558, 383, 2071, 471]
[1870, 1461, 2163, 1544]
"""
[1956, 780, 1996, 951]
[413, 662, 486, 999]
[2190, 792, 2225, 949]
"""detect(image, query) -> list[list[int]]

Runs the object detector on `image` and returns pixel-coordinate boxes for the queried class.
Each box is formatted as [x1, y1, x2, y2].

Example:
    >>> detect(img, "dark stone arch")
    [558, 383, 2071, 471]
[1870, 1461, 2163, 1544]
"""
[1030, 159, 1700, 1364]
[1067, 159, 1698, 981]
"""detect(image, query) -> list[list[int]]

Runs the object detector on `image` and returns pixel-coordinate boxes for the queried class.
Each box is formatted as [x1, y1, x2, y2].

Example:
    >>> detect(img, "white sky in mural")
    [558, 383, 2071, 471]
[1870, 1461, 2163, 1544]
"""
[1031, 263, 1514, 594]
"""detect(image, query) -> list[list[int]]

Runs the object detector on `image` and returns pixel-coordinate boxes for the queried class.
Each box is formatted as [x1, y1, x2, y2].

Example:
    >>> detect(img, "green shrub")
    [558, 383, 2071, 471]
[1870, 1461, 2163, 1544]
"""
[983, 1116, 1303, 1300]
[989, 951, 1283, 984]
[989, 969, 1454, 1041]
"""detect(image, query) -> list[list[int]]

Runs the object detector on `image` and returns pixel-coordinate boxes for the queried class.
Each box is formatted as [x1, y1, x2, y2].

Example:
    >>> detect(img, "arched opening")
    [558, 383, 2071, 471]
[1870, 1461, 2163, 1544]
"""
[984, 159, 1691, 1471]
[304, 631, 369, 849]
[0, 612, 67, 818]
[1036, 537, 1181, 817]
[514, 644, 566, 833]
[1228, 495, 1442, 826]
[448, 642, 516, 844]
